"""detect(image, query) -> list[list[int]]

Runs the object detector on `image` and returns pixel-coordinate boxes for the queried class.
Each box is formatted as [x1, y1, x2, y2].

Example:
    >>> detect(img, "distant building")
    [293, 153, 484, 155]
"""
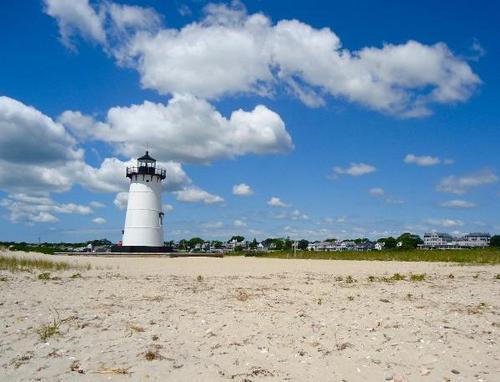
[456, 233, 490, 248]
[422, 232, 454, 248]
[307, 240, 374, 251]
[419, 232, 490, 249]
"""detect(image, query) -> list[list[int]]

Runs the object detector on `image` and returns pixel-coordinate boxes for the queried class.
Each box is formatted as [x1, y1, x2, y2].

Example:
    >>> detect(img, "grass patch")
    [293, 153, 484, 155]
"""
[196, 274, 204, 282]
[345, 275, 356, 283]
[38, 272, 52, 280]
[37, 313, 61, 342]
[410, 273, 426, 282]
[495, 274, 500, 280]
[389, 273, 406, 281]
[243, 248, 500, 264]
[0, 254, 86, 273]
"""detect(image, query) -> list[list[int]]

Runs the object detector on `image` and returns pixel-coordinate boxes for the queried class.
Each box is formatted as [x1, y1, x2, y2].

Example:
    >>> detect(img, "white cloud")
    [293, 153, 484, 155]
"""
[77, 157, 191, 193]
[437, 169, 498, 194]
[89, 201, 105, 208]
[163, 204, 173, 212]
[369, 187, 385, 196]
[201, 221, 224, 229]
[1, 193, 93, 224]
[106, 3, 161, 36]
[113, 192, 128, 210]
[440, 199, 477, 208]
[47, 1, 480, 116]
[0, 96, 85, 193]
[174, 187, 224, 204]
[92, 217, 106, 224]
[267, 197, 288, 207]
[424, 218, 464, 227]
[384, 197, 404, 205]
[44, 0, 106, 49]
[291, 209, 309, 220]
[232, 183, 254, 196]
[404, 154, 441, 166]
[332, 163, 376, 177]
[62, 94, 293, 164]
[233, 219, 247, 227]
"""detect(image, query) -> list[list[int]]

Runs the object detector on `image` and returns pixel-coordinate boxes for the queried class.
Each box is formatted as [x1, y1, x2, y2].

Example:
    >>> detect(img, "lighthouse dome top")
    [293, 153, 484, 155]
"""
[138, 150, 156, 163]
[126, 151, 166, 180]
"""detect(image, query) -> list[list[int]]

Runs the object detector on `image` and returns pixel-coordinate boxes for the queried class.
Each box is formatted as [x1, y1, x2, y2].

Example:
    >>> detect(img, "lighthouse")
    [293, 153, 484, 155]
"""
[122, 151, 166, 248]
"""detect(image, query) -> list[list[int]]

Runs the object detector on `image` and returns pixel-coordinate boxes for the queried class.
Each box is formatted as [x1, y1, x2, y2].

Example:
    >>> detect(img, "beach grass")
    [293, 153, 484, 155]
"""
[0, 254, 83, 272]
[239, 248, 500, 264]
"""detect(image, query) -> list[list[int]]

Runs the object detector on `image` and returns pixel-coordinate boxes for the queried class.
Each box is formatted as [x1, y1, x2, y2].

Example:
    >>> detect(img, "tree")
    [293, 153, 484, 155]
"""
[262, 238, 284, 250]
[383, 237, 397, 249]
[284, 236, 293, 250]
[354, 238, 369, 244]
[397, 232, 423, 249]
[325, 238, 337, 242]
[211, 240, 223, 249]
[249, 238, 258, 249]
[298, 239, 309, 250]
[178, 239, 188, 250]
[229, 235, 245, 243]
[188, 237, 204, 249]
[490, 235, 500, 247]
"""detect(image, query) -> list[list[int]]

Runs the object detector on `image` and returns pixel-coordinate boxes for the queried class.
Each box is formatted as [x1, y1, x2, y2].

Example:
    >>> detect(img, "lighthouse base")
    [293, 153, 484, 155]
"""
[111, 245, 174, 253]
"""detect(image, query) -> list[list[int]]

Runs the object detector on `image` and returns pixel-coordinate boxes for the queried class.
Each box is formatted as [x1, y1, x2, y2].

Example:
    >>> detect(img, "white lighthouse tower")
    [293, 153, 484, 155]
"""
[122, 151, 166, 248]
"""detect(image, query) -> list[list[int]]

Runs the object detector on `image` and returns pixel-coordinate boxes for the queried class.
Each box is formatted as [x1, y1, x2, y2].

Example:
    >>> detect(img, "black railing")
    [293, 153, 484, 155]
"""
[126, 166, 166, 179]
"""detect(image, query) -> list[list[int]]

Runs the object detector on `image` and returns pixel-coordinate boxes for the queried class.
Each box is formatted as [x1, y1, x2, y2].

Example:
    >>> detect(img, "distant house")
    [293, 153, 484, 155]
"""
[374, 242, 385, 251]
[307, 240, 374, 252]
[456, 233, 490, 248]
[422, 232, 454, 249]
[419, 232, 490, 249]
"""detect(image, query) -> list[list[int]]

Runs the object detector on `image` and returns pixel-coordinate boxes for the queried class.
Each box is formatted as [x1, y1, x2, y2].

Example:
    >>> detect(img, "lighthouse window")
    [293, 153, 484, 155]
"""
[146, 180, 149, 182]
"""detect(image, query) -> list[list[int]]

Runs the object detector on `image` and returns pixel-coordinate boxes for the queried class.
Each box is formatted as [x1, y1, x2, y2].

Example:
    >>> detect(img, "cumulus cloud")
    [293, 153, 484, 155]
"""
[404, 154, 441, 166]
[89, 201, 105, 208]
[44, 0, 106, 49]
[174, 187, 224, 204]
[163, 204, 173, 212]
[404, 153, 453, 166]
[332, 163, 376, 177]
[0, 96, 85, 193]
[92, 217, 106, 224]
[437, 169, 498, 194]
[233, 219, 247, 227]
[113, 192, 128, 209]
[232, 183, 254, 196]
[0, 193, 93, 224]
[77, 157, 191, 193]
[440, 199, 477, 208]
[369, 187, 385, 196]
[424, 218, 464, 227]
[61, 94, 293, 164]
[45, 1, 480, 116]
[267, 197, 288, 207]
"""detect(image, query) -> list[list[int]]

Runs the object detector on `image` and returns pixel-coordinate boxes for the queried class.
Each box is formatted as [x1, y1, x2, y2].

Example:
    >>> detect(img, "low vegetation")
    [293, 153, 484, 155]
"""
[37, 313, 61, 342]
[0, 254, 84, 272]
[243, 248, 500, 264]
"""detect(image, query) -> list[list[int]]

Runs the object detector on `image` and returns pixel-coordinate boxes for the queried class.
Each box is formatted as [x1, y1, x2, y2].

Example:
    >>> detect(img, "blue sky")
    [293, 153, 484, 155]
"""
[0, 0, 498, 243]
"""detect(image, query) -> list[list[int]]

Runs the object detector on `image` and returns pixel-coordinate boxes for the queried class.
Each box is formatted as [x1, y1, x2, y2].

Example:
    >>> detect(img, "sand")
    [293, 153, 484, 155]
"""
[0, 251, 499, 381]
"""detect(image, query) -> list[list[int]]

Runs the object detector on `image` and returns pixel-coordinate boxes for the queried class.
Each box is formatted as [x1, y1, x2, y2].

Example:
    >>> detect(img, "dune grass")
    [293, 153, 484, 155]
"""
[0, 254, 84, 272]
[240, 248, 500, 264]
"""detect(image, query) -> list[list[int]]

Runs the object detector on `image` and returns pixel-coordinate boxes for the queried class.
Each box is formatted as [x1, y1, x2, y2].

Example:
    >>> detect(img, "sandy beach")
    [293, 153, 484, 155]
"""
[1, 251, 499, 381]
